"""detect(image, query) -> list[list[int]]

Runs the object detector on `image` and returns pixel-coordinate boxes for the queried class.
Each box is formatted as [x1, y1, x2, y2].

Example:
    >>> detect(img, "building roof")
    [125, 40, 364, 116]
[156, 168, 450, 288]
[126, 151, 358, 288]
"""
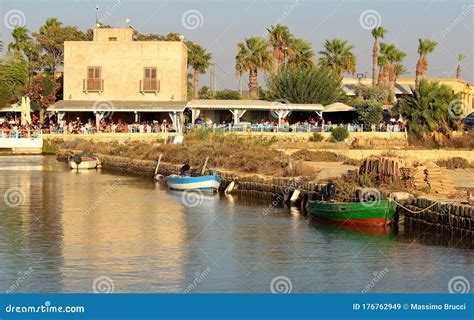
[0, 103, 22, 113]
[187, 99, 324, 111]
[323, 102, 356, 113]
[342, 83, 413, 96]
[49, 100, 187, 112]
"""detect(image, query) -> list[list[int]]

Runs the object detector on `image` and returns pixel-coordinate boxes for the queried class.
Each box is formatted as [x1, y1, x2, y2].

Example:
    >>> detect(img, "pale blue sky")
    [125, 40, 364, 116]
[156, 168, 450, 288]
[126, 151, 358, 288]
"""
[1, 0, 473, 89]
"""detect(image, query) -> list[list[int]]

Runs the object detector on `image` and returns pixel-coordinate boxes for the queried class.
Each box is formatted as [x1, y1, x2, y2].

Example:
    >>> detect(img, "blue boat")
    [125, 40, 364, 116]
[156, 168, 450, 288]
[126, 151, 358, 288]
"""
[166, 175, 221, 192]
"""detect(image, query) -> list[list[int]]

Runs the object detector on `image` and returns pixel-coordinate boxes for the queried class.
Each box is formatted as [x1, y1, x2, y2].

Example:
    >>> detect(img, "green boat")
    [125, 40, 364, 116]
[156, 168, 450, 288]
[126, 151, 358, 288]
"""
[307, 199, 396, 226]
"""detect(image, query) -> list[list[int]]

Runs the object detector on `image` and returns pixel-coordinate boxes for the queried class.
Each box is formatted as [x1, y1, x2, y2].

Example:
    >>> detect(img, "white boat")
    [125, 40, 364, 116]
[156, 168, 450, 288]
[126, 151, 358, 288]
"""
[166, 175, 221, 192]
[68, 154, 98, 170]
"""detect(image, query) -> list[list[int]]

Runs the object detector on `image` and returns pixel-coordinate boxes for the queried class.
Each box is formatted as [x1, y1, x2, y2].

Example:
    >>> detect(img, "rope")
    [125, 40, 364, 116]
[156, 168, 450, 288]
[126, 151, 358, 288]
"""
[391, 198, 439, 214]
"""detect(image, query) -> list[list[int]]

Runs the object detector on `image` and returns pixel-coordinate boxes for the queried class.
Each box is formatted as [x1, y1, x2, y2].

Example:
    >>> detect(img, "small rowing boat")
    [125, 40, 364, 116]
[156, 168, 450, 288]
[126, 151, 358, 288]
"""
[68, 154, 98, 170]
[166, 175, 221, 192]
[307, 199, 396, 226]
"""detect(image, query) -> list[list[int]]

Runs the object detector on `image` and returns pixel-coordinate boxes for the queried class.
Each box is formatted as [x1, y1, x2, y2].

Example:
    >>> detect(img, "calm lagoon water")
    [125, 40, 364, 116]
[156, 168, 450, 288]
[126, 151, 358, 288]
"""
[0, 156, 472, 293]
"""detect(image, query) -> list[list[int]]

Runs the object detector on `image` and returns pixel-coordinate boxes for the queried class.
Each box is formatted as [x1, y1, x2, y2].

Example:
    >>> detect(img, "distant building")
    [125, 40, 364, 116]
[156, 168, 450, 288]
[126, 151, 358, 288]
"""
[50, 27, 188, 129]
[342, 77, 473, 115]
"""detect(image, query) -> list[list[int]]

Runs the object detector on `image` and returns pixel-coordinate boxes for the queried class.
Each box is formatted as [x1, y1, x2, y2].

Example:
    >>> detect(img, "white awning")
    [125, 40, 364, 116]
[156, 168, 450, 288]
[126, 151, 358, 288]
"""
[323, 102, 356, 112]
[187, 99, 324, 111]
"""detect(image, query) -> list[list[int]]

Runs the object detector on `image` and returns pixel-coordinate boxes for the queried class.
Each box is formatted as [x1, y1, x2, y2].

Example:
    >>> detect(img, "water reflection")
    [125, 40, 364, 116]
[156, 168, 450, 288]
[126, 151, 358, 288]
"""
[0, 156, 472, 293]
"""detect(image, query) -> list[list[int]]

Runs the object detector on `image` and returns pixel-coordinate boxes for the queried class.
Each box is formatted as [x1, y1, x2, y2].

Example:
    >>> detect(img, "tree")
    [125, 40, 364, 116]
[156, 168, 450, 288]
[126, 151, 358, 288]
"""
[395, 80, 460, 137]
[235, 37, 273, 98]
[215, 89, 241, 100]
[27, 75, 60, 123]
[378, 43, 393, 85]
[33, 21, 86, 73]
[415, 39, 437, 88]
[379, 43, 406, 99]
[198, 86, 210, 99]
[377, 54, 388, 85]
[135, 32, 182, 41]
[386, 46, 406, 87]
[267, 24, 292, 71]
[318, 38, 356, 78]
[456, 54, 465, 79]
[39, 17, 62, 34]
[8, 27, 30, 53]
[393, 63, 408, 83]
[187, 42, 212, 99]
[286, 38, 314, 69]
[353, 97, 383, 126]
[0, 52, 28, 108]
[266, 66, 341, 105]
[371, 27, 387, 85]
[7, 27, 41, 82]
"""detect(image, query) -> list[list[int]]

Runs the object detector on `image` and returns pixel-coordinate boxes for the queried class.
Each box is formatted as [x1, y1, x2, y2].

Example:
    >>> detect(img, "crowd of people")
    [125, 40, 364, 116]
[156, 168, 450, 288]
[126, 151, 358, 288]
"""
[53, 117, 177, 134]
[0, 113, 406, 137]
[0, 115, 177, 135]
[192, 117, 407, 133]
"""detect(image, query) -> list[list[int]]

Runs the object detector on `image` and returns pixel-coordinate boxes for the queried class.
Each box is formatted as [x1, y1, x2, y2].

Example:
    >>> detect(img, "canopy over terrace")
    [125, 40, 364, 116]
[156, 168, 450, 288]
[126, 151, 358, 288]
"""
[49, 100, 187, 132]
[322, 102, 357, 124]
[186, 99, 324, 125]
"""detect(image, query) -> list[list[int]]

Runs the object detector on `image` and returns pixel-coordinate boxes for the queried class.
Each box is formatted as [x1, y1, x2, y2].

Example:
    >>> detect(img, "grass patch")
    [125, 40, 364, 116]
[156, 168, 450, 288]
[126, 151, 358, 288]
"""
[291, 149, 349, 162]
[42, 139, 60, 154]
[53, 130, 292, 176]
[436, 157, 473, 169]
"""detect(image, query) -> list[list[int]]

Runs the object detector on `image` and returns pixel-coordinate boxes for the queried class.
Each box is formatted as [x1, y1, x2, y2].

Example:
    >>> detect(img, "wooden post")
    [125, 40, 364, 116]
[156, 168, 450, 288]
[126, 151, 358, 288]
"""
[201, 156, 209, 175]
[154, 154, 163, 176]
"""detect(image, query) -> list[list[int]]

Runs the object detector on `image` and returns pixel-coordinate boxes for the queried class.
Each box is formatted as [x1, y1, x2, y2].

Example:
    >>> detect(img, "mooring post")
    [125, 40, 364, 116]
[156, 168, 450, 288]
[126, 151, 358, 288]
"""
[201, 156, 209, 175]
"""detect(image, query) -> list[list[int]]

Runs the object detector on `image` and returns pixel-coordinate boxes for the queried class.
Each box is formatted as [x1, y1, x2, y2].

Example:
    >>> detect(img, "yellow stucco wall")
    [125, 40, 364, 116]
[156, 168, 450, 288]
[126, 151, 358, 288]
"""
[63, 28, 188, 102]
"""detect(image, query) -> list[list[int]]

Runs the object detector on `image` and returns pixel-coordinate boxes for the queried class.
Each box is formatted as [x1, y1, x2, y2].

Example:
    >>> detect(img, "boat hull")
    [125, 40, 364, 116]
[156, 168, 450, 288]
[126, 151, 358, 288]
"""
[308, 199, 396, 226]
[68, 155, 98, 170]
[166, 175, 221, 192]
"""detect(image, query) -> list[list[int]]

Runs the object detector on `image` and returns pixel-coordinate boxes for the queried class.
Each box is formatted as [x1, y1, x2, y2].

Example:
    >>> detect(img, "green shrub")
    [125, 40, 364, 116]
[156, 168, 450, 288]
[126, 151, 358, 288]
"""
[214, 89, 241, 100]
[352, 97, 383, 126]
[266, 66, 341, 104]
[330, 127, 349, 142]
[309, 132, 324, 142]
[395, 80, 461, 137]
[354, 83, 392, 104]
[42, 139, 59, 154]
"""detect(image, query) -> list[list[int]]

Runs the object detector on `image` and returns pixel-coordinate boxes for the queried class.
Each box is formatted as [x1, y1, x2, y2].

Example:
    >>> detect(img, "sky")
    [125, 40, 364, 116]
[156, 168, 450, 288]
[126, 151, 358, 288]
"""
[1, 0, 473, 90]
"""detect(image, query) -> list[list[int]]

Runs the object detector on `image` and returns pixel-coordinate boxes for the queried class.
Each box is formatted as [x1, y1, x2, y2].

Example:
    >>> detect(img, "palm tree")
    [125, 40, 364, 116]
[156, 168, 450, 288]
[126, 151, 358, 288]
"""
[8, 27, 30, 52]
[456, 54, 465, 79]
[386, 46, 406, 87]
[393, 63, 408, 83]
[377, 54, 388, 85]
[415, 38, 437, 88]
[371, 27, 387, 85]
[378, 43, 394, 85]
[397, 80, 460, 136]
[187, 43, 212, 99]
[39, 17, 62, 34]
[287, 38, 314, 68]
[235, 37, 272, 98]
[318, 38, 356, 78]
[267, 24, 292, 71]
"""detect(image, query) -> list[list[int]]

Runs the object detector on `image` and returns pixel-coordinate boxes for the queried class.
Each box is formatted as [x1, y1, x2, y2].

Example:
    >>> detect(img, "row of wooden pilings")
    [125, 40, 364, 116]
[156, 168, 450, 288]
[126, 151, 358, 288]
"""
[57, 152, 473, 234]
[398, 197, 473, 234]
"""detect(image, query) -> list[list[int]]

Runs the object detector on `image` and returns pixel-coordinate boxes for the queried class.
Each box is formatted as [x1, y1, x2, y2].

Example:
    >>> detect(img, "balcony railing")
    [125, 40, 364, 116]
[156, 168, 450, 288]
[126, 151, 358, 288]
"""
[140, 79, 160, 93]
[83, 79, 104, 92]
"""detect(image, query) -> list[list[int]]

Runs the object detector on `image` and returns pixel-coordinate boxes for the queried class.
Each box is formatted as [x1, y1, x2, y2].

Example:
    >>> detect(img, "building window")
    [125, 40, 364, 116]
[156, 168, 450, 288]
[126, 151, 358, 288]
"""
[85, 66, 103, 92]
[108, 37, 117, 41]
[141, 67, 159, 92]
